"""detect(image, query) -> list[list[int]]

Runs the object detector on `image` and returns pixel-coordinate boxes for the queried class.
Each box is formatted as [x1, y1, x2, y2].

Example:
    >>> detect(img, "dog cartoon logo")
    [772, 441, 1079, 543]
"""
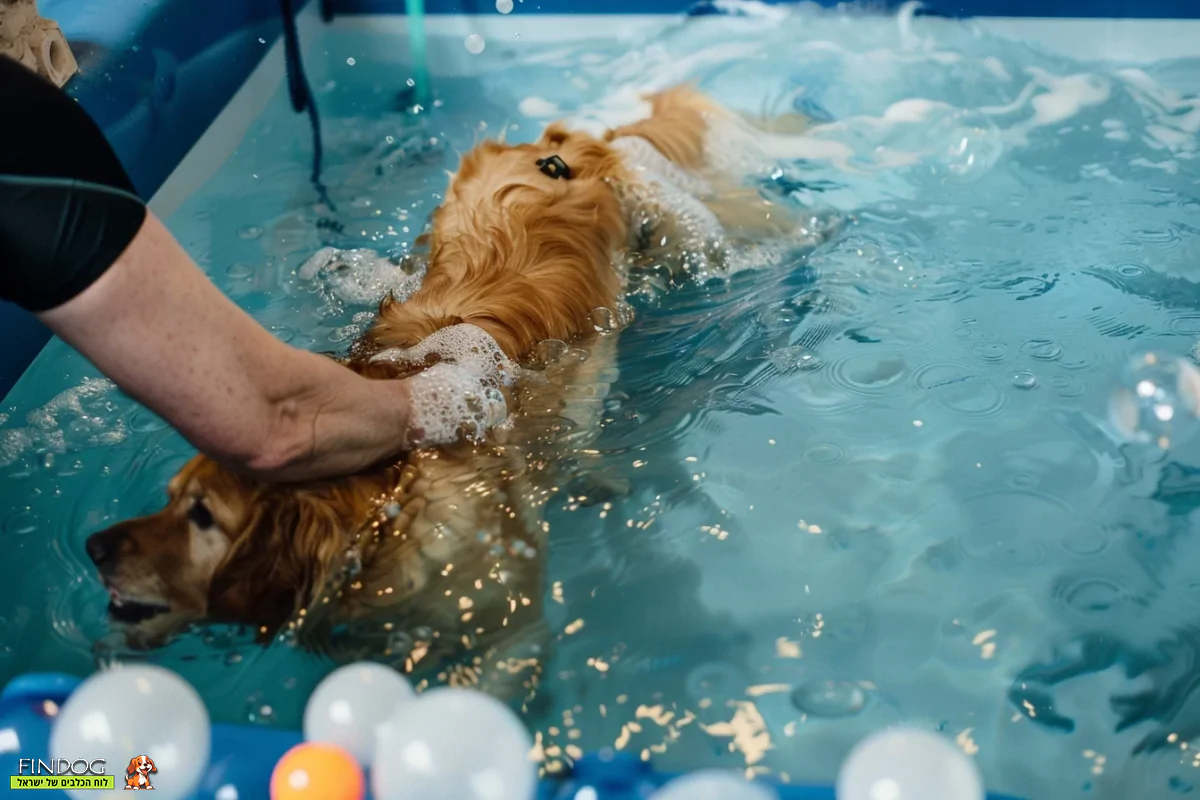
[123, 755, 156, 790]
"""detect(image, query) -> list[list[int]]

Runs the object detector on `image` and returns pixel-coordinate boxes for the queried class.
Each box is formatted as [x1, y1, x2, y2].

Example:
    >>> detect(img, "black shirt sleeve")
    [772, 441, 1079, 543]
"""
[0, 54, 148, 313]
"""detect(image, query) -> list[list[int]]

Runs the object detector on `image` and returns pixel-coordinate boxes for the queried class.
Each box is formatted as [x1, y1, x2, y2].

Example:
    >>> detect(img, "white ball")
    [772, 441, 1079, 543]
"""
[372, 687, 536, 800]
[464, 33, 486, 54]
[496, 0, 514, 12]
[303, 662, 414, 767]
[49, 665, 210, 800]
[652, 770, 779, 799]
[837, 727, 985, 800]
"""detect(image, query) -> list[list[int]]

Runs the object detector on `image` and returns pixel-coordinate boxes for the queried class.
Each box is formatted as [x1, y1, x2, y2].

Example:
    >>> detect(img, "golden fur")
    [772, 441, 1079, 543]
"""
[86, 85, 801, 693]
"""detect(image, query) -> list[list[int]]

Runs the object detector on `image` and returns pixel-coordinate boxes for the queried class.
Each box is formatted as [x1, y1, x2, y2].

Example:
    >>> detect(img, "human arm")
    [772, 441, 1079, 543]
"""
[36, 211, 425, 482]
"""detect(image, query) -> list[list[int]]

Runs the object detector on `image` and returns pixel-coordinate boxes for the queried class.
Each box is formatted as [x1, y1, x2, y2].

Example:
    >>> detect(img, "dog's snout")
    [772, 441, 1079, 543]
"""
[86, 529, 122, 567]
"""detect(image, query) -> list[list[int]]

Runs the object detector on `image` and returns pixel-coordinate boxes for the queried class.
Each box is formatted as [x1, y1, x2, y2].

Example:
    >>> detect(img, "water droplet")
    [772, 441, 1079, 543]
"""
[973, 342, 1007, 363]
[791, 680, 869, 718]
[269, 325, 295, 344]
[226, 263, 254, 279]
[804, 442, 845, 465]
[927, 111, 1003, 184]
[1020, 339, 1063, 362]
[344, 548, 363, 577]
[128, 409, 168, 433]
[496, 0, 514, 11]
[591, 307, 617, 333]
[1010, 371, 1038, 389]
[2, 509, 42, 536]
[534, 339, 569, 367]
[769, 345, 823, 372]
[236, 225, 264, 240]
[387, 631, 413, 656]
[464, 34, 486, 54]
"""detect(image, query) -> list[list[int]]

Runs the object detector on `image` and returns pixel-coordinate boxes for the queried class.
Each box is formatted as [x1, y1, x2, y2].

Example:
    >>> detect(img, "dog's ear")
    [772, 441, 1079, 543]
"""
[124, 758, 139, 776]
[147, 758, 157, 773]
[206, 488, 368, 640]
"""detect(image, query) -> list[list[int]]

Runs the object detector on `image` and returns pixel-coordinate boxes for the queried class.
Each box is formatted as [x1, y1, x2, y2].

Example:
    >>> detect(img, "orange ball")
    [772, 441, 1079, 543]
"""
[270, 742, 365, 800]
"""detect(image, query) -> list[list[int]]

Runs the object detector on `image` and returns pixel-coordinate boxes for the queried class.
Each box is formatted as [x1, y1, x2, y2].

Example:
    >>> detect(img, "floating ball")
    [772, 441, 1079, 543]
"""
[303, 662, 414, 766]
[271, 742, 364, 800]
[837, 727, 984, 800]
[651, 770, 779, 799]
[372, 687, 536, 800]
[48, 664, 210, 800]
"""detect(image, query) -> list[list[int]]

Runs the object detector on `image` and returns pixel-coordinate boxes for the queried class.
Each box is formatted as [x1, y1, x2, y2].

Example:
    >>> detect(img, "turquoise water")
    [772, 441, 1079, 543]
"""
[4, 5, 1200, 797]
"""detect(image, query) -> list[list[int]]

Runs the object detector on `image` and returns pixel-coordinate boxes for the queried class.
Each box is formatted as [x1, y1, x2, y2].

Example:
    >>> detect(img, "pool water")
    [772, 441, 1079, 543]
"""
[4, 3, 1200, 797]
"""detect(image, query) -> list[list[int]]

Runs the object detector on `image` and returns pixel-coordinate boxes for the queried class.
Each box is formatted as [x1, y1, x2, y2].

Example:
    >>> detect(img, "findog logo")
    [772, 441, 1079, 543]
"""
[123, 755, 157, 791]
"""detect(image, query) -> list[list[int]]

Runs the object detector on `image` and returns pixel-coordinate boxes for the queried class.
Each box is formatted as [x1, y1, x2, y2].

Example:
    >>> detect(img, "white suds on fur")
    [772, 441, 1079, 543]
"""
[371, 324, 520, 447]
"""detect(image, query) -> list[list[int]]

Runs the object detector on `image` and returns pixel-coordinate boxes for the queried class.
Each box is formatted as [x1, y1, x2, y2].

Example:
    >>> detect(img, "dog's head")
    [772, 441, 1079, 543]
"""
[364, 124, 630, 359]
[86, 454, 392, 642]
[126, 755, 156, 776]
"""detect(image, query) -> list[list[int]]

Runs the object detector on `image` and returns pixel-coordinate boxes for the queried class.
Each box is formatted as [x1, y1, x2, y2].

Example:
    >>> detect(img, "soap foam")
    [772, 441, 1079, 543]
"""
[403, 362, 509, 448]
[0, 378, 125, 468]
[371, 324, 521, 447]
[298, 247, 426, 307]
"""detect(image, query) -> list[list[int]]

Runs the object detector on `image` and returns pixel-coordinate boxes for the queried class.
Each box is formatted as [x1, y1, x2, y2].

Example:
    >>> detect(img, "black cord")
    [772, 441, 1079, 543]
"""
[279, 0, 334, 209]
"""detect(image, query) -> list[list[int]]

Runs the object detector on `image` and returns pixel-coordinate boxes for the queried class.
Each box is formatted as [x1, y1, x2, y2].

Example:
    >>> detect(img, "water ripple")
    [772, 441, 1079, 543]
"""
[912, 362, 1006, 417]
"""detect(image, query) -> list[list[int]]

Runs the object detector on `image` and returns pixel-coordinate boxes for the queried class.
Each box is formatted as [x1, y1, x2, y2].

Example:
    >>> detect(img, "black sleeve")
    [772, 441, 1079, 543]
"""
[0, 54, 148, 313]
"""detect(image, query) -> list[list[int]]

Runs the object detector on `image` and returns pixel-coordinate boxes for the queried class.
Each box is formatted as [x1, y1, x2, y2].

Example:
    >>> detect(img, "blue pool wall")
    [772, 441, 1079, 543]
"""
[1, 0, 1199, 400]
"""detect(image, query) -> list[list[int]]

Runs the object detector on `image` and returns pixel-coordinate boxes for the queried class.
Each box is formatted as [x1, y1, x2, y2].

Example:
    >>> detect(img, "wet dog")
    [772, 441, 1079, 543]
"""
[85, 85, 811, 696]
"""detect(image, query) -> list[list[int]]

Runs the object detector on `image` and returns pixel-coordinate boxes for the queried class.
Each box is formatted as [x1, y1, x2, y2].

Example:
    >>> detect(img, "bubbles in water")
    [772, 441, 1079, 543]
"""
[496, 0, 514, 11]
[837, 727, 984, 800]
[927, 111, 1003, 184]
[791, 679, 869, 718]
[1109, 351, 1200, 451]
[226, 262, 254, 279]
[1010, 371, 1038, 389]
[464, 34, 486, 54]
[236, 225, 264, 240]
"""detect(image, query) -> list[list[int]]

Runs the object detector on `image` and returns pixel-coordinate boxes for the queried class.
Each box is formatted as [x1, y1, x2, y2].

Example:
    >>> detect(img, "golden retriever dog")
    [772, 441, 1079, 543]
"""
[85, 85, 810, 697]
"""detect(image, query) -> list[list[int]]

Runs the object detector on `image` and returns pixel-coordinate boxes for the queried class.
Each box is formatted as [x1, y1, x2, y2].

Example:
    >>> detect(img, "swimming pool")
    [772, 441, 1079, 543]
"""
[4, 0, 1200, 797]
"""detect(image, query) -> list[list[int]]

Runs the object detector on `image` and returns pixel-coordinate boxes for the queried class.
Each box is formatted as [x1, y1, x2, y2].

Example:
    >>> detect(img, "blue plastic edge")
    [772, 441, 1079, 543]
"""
[0, 0, 315, 402]
[327, 0, 1200, 18]
[0, 672, 1027, 800]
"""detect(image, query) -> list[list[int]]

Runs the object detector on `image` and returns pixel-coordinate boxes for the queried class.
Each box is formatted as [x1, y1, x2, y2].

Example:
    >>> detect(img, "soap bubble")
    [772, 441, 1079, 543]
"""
[651, 770, 778, 799]
[496, 0, 514, 12]
[464, 34, 486, 54]
[1109, 351, 1200, 451]
[926, 111, 1003, 184]
[303, 662, 414, 767]
[837, 727, 984, 800]
[372, 687, 535, 800]
[49, 665, 210, 800]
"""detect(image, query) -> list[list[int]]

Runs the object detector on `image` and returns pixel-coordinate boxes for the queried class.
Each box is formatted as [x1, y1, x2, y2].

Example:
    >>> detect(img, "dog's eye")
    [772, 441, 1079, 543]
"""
[187, 499, 215, 530]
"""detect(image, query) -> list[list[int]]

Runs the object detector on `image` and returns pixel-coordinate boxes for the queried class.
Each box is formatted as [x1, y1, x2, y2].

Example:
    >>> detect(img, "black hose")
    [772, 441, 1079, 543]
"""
[279, 0, 334, 209]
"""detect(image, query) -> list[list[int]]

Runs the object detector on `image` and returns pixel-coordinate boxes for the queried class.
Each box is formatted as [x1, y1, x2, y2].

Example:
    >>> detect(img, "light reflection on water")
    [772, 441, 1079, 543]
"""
[2, 4, 1200, 798]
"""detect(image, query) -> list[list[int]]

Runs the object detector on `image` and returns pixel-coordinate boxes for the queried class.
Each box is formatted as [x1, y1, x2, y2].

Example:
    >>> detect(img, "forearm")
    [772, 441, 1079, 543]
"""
[37, 212, 412, 482]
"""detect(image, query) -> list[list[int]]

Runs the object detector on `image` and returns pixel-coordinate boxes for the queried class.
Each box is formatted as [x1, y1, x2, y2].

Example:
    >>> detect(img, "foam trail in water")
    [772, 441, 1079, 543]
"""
[299, 247, 426, 306]
[0, 378, 125, 468]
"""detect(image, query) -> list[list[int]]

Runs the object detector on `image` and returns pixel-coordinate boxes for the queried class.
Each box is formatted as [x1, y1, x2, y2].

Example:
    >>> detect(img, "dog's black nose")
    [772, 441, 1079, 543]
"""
[86, 530, 118, 567]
